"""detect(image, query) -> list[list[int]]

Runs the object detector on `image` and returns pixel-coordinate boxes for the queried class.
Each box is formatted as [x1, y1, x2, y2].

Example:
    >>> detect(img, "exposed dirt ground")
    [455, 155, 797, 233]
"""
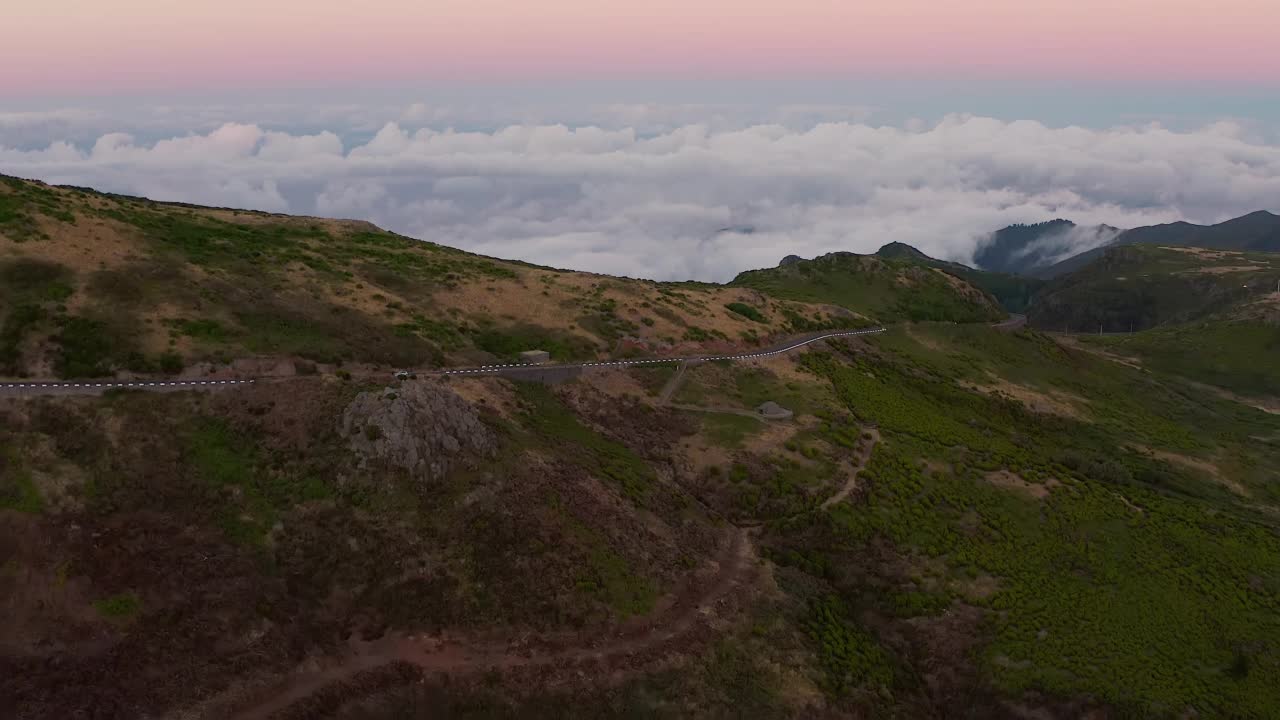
[1127, 444, 1247, 496]
[1050, 335, 1144, 369]
[959, 375, 1086, 420]
[983, 470, 1060, 501]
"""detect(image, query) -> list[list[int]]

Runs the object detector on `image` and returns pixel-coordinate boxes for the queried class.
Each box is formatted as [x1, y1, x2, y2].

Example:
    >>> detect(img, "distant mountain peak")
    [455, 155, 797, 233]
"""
[875, 242, 932, 261]
[974, 220, 1122, 276]
[778, 254, 804, 267]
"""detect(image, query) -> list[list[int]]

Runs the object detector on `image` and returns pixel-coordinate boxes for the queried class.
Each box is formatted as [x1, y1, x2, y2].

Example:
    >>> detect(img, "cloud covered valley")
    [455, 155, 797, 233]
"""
[3, 112, 1279, 281]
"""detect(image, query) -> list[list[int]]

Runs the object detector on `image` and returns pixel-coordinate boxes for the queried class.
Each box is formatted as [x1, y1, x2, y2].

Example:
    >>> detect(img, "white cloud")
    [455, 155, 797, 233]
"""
[1007, 224, 1125, 268]
[3, 115, 1280, 281]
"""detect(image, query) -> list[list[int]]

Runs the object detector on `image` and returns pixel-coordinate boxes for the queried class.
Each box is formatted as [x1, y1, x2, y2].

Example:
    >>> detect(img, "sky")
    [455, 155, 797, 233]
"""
[5, 1, 1280, 94]
[3, 1, 1280, 280]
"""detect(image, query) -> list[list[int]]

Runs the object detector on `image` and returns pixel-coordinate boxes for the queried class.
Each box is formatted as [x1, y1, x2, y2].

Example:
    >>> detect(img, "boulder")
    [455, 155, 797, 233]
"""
[341, 381, 495, 481]
[756, 401, 794, 420]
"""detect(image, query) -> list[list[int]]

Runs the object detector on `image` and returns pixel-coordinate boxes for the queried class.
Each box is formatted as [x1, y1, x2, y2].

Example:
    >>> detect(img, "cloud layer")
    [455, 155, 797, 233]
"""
[4, 115, 1280, 281]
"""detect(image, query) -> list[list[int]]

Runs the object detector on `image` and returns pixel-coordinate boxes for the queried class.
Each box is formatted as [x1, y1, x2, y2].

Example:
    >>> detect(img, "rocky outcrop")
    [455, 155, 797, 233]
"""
[341, 380, 495, 481]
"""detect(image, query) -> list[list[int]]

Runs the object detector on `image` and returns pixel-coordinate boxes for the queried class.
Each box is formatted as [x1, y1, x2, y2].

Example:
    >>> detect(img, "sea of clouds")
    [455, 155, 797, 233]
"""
[3, 104, 1279, 281]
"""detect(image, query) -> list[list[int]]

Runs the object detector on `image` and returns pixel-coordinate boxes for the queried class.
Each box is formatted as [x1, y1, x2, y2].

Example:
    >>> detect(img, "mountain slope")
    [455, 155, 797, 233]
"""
[876, 242, 1045, 313]
[974, 220, 1121, 276]
[731, 249, 1005, 323]
[1037, 211, 1280, 279]
[1027, 243, 1280, 332]
[0, 174, 857, 380]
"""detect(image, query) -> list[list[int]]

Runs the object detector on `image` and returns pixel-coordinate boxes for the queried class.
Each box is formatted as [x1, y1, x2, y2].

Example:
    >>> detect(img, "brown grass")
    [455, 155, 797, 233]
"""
[3, 212, 140, 272]
[1052, 335, 1144, 369]
[1179, 265, 1265, 275]
[1157, 246, 1239, 259]
[960, 374, 1087, 419]
[1129, 444, 1248, 496]
[983, 470, 1059, 500]
[446, 377, 520, 420]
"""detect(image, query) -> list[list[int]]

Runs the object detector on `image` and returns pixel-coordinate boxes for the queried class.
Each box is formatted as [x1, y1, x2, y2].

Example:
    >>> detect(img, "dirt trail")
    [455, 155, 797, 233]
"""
[209, 528, 757, 720]
[668, 403, 767, 421]
[820, 427, 880, 510]
[656, 361, 689, 404]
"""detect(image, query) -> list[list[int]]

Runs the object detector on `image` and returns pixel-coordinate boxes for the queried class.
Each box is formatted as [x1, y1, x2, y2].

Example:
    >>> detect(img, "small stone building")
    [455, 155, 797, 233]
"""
[756, 401, 794, 420]
[519, 349, 551, 365]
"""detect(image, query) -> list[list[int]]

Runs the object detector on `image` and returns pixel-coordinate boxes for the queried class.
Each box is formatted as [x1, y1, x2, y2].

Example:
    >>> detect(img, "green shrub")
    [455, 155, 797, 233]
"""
[0, 304, 43, 374]
[474, 324, 595, 361]
[54, 317, 116, 378]
[1, 258, 74, 302]
[0, 462, 43, 514]
[175, 318, 227, 341]
[158, 351, 184, 374]
[803, 595, 894, 695]
[725, 302, 766, 323]
[94, 592, 141, 618]
[516, 382, 656, 504]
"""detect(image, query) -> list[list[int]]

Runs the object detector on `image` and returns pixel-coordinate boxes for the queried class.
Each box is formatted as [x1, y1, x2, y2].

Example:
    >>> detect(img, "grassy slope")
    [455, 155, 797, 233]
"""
[777, 325, 1280, 716]
[1028, 242, 1280, 398]
[876, 241, 1045, 313]
[1087, 321, 1280, 399]
[732, 251, 1006, 323]
[1029, 244, 1280, 332]
[0, 174, 852, 379]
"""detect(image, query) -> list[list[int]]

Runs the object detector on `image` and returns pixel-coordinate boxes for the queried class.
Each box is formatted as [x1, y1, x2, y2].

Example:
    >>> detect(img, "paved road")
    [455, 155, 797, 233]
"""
[0, 378, 256, 396]
[0, 327, 886, 396]
[992, 313, 1027, 331]
[438, 327, 886, 377]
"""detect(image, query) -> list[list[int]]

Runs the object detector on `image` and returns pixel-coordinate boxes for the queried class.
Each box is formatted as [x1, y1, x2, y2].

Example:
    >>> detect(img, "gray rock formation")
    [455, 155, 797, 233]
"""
[756, 401, 794, 420]
[341, 380, 495, 481]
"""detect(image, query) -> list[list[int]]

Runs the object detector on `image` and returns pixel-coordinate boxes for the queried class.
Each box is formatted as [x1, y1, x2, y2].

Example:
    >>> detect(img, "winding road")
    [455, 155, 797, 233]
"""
[991, 313, 1027, 331]
[0, 327, 886, 396]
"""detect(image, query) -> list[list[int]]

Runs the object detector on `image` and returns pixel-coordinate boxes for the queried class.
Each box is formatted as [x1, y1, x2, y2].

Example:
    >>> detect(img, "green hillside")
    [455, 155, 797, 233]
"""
[874, 242, 1045, 313]
[731, 250, 1006, 323]
[1037, 211, 1280, 279]
[1028, 244, 1280, 332]
[1086, 321, 1280, 398]
[0, 174, 853, 380]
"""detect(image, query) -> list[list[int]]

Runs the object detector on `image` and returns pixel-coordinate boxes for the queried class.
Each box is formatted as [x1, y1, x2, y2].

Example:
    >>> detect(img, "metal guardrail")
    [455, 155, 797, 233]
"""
[0, 327, 888, 392]
[438, 327, 887, 376]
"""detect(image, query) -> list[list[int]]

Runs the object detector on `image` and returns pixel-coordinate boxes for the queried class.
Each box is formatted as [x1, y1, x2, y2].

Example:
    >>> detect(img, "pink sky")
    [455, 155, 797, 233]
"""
[4, 0, 1278, 95]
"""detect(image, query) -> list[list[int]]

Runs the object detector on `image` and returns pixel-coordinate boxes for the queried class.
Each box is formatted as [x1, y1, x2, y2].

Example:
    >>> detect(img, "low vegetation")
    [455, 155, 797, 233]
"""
[725, 302, 766, 323]
[1088, 320, 1280, 397]
[0, 174, 853, 379]
[4, 174, 1279, 719]
[1029, 244, 1280, 332]
[732, 252, 1004, 323]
